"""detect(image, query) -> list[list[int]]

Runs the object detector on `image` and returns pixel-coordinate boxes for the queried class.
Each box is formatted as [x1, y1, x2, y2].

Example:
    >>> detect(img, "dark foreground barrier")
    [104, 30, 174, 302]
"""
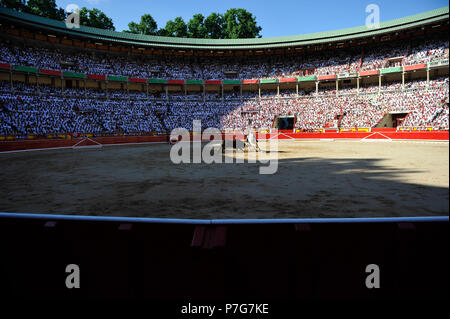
[0, 213, 447, 300]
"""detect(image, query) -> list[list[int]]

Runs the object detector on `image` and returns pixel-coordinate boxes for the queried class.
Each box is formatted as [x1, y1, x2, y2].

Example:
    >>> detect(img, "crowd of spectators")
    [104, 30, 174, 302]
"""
[1, 75, 448, 133]
[0, 92, 165, 136]
[360, 39, 448, 71]
[1, 37, 447, 81]
[0, 37, 448, 137]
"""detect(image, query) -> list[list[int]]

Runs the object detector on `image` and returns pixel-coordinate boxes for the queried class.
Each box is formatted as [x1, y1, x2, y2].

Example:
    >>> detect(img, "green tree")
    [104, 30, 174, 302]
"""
[79, 7, 115, 31]
[187, 13, 206, 38]
[222, 8, 262, 39]
[156, 28, 169, 37]
[204, 12, 224, 39]
[162, 16, 188, 38]
[0, 0, 27, 11]
[24, 0, 65, 20]
[127, 13, 158, 35]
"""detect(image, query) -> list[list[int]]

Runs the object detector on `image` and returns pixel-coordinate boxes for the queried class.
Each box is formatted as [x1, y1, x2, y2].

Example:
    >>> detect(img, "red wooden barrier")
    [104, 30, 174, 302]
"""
[129, 78, 147, 83]
[1, 131, 448, 153]
[279, 78, 297, 83]
[168, 80, 185, 85]
[40, 69, 62, 76]
[205, 80, 222, 85]
[404, 64, 426, 71]
[0, 135, 168, 152]
[359, 70, 379, 77]
[318, 74, 337, 80]
[87, 74, 106, 80]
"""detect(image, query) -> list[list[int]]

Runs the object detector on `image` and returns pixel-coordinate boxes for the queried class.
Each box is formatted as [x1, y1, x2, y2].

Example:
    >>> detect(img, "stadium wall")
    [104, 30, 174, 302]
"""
[272, 131, 449, 140]
[0, 131, 448, 152]
[0, 135, 168, 152]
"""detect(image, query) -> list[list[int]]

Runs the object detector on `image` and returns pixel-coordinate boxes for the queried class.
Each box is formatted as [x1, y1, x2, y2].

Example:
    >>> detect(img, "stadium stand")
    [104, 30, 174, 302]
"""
[0, 6, 448, 138]
[0, 78, 448, 136]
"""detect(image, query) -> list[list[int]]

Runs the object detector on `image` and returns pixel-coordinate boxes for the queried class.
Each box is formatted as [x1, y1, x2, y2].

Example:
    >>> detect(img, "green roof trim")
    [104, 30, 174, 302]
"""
[63, 71, 86, 79]
[0, 6, 447, 50]
[381, 67, 403, 74]
[148, 78, 167, 84]
[13, 65, 37, 73]
[298, 76, 317, 82]
[260, 78, 278, 84]
[186, 80, 203, 85]
[108, 75, 127, 82]
[223, 80, 241, 84]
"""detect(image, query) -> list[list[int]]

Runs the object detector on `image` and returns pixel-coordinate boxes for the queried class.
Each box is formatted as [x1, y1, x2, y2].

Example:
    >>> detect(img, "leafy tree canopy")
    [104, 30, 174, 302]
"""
[162, 16, 188, 38]
[79, 7, 115, 31]
[187, 13, 206, 39]
[204, 12, 225, 39]
[1, 0, 115, 30]
[126, 13, 158, 35]
[223, 8, 262, 39]
[0, 0, 27, 11]
[1, 2, 263, 39]
[157, 9, 261, 39]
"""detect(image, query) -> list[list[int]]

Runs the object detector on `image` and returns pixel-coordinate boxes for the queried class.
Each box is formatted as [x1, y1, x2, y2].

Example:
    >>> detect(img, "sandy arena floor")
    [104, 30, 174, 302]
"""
[0, 140, 448, 219]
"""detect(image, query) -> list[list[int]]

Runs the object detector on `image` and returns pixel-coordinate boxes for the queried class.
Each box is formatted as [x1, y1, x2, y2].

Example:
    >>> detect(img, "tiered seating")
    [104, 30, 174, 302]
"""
[0, 77, 448, 137]
[1, 37, 447, 80]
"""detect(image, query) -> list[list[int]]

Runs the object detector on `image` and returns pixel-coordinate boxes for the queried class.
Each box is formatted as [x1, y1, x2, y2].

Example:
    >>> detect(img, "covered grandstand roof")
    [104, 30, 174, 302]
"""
[0, 6, 448, 50]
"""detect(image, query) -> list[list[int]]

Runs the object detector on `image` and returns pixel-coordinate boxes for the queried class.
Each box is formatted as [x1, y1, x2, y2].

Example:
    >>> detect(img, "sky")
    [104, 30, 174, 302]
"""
[55, 0, 448, 38]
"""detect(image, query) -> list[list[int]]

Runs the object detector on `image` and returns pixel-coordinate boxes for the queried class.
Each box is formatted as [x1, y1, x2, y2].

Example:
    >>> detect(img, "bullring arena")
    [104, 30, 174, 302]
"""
[0, 136, 448, 219]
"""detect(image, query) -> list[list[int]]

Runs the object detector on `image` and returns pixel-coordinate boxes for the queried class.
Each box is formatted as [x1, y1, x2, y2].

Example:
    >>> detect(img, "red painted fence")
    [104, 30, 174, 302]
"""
[359, 70, 379, 77]
[257, 131, 449, 140]
[129, 78, 147, 83]
[87, 74, 106, 81]
[1, 131, 448, 152]
[40, 69, 62, 77]
[0, 135, 167, 152]
[404, 64, 426, 71]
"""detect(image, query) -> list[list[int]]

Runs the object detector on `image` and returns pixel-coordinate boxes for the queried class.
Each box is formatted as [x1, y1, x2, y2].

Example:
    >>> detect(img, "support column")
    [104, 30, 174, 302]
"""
[258, 84, 261, 99]
[146, 83, 149, 100]
[126, 80, 129, 98]
[84, 79, 87, 98]
[277, 83, 280, 97]
[378, 74, 382, 94]
[426, 68, 430, 88]
[240, 84, 243, 102]
[165, 86, 169, 101]
[335, 79, 338, 96]
[402, 72, 405, 91]
[357, 77, 360, 94]
[221, 84, 224, 102]
[315, 81, 319, 95]
[296, 82, 299, 97]
[203, 84, 205, 102]
[36, 73, 39, 94]
[105, 80, 109, 99]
